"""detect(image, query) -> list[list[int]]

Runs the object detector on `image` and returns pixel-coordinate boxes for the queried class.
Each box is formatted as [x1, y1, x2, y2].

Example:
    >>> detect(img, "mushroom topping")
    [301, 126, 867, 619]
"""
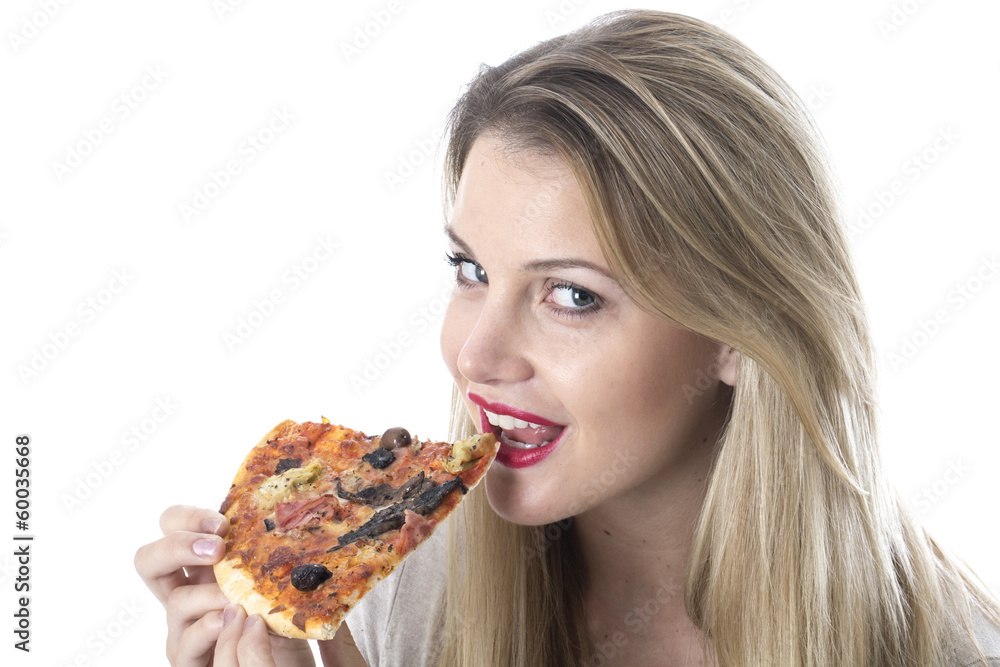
[335, 472, 432, 507]
[330, 477, 466, 550]
[362, 447, 395, 470]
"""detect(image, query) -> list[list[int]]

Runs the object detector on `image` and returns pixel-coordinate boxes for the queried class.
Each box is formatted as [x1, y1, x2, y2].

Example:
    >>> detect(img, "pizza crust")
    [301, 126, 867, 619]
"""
[214, 556, 340, 639]
[232, 419, 297, 486]
[215, 540, 430, 639]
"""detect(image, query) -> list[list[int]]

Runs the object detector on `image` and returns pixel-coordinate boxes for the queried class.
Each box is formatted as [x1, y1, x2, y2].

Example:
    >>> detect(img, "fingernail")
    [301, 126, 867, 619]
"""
[201, 516, 226, 535]
[222, 604, 237, 628]
[244, 614, 261, 633]
[193, 538, 219, 558]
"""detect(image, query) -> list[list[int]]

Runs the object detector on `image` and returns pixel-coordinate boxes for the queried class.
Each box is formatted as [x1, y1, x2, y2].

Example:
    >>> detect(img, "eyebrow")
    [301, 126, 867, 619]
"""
[444, 225, 615, 280]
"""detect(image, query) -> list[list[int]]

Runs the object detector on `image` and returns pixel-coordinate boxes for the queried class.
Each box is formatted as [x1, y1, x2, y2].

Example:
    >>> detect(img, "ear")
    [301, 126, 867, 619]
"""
[716, 346, 740, 387]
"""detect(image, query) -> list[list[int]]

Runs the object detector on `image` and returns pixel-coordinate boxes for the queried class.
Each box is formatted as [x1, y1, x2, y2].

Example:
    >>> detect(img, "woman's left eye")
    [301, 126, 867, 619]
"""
[548, 282, 600, 314]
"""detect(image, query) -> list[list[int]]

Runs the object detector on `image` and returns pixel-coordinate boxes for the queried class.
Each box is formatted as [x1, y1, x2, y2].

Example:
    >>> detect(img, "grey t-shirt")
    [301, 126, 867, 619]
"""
[945, 606, 1000, 666]
[346, 524, 1000, 666]
[346, 517, 450, 667]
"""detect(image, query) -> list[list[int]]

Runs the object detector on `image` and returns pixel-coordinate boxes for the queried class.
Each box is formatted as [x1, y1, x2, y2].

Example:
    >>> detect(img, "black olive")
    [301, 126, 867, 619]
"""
[290, 563, 333, 592]
[362, 447, 395, 469]
[264, 518, 275, 531]
[380, 427, 411, 450]
[274, 458, 302, 475]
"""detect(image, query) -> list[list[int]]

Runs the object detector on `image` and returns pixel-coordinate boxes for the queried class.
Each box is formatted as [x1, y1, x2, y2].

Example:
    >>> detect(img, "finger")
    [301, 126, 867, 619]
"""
[161, 504, 230, 537]
[212, 604, 247, 667]
[167, 583, 231, 650]
[269, 633, 317, 664]
[237, 615, 278, 667]
[319, 622, 367, 667]
[171, 607, 224, 667]
[135, 531, 226, 605]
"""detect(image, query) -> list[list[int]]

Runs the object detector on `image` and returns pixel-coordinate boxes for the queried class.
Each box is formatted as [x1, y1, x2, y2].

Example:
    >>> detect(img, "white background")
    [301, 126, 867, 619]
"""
[2, 0, 997, 664]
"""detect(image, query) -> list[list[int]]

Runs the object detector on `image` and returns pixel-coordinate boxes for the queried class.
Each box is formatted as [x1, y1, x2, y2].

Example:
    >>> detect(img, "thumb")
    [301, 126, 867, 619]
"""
[237, 615, 278, 667]
[318, 622, 367, 666]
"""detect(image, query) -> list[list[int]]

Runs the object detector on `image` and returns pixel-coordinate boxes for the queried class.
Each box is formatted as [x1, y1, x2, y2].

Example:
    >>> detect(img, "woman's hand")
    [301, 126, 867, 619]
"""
[134, 504, 315, 666]
[212, 606, 369, 667]
[318, 624, 368, 667]
[213, 605, 277, 667]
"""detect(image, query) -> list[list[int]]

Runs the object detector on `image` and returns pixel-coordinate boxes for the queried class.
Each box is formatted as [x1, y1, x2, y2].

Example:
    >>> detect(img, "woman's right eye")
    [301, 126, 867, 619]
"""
[446, 253, 488, 285]
[459, 261, 487, 284]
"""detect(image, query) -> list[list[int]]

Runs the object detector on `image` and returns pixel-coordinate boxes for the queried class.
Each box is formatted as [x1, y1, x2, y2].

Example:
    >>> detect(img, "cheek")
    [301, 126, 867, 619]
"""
[439, 293, 471, 381]
[594, 331, 719, 432]
[633, 338, 728, 451]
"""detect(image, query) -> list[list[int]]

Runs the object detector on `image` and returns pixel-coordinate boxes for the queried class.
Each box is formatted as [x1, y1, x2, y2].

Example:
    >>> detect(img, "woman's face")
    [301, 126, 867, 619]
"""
[440, 135, 734, 526]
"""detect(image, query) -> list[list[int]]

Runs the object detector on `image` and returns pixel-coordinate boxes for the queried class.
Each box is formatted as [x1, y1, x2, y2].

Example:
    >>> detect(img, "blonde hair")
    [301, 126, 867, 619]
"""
[439, 10, 999, 666]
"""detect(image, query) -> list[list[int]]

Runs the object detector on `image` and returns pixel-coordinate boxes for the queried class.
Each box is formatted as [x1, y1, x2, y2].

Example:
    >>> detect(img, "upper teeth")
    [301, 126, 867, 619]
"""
[484, 409, 541, 430]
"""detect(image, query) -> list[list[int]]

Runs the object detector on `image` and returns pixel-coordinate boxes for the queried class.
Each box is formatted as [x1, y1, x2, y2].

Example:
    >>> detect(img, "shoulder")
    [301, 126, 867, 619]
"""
[943, 606, 1000, 667]
[345, 518, 453, 667]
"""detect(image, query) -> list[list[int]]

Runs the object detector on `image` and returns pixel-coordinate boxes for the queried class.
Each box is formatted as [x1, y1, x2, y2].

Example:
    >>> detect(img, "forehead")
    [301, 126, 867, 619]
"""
[449, 135, 605, 262]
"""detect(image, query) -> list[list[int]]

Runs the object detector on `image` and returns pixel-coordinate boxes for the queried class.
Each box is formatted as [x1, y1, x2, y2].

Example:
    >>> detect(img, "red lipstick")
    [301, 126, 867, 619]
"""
[469, 393, 565, 470]
[467, 393, 561, 426]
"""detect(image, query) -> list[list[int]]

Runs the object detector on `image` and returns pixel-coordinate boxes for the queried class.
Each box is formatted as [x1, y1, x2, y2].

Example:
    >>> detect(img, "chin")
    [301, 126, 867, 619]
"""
[484, 473, 568, 527]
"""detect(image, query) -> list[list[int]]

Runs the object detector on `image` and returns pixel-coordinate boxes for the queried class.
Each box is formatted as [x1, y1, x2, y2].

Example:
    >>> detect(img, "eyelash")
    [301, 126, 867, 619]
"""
[444, 252, 602, 319]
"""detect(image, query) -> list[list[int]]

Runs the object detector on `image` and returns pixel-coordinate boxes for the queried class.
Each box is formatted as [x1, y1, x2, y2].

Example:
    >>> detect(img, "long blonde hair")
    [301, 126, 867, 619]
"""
[439, 10, 1000, 666]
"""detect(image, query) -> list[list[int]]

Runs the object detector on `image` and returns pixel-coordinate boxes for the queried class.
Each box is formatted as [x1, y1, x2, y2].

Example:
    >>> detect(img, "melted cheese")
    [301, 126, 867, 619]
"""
[256, 460, 322, 510]
[442, 434, 493, 474]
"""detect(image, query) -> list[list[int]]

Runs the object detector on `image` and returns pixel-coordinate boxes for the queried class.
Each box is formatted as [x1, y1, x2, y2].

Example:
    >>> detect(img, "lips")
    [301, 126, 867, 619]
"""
[467, 392, 565, 468]
[482, 409, 562, 448]
[467, 393, 562, 427]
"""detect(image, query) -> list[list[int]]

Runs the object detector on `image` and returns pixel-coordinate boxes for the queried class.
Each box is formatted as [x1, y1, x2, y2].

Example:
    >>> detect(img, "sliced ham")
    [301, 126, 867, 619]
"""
[398, 509, 433, 553]
[275, 495, 342, 531]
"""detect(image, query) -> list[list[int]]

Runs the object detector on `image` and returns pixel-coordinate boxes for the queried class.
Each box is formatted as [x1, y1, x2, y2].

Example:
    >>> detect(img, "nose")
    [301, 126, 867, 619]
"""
[456, 292, 533, 387]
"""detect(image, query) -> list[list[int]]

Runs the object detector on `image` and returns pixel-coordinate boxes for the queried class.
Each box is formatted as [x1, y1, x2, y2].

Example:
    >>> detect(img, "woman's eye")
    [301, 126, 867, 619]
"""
[459, 260, 488, 284]
[550, 283, 596, 309]
[446, 253, 488, 285]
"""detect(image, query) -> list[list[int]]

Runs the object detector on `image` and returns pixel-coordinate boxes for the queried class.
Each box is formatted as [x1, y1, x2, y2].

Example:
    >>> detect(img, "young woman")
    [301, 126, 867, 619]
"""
[136, 10, 1000, 666]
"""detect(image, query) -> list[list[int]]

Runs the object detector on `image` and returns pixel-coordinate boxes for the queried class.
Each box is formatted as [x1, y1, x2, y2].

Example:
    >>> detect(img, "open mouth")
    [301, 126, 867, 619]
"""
[481, 408, 564, 450]
[467, 393, 566, 467]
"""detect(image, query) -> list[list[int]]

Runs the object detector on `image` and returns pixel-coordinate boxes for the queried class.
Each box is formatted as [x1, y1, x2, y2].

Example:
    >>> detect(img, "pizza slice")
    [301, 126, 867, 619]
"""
[213, 418, 497, 639]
